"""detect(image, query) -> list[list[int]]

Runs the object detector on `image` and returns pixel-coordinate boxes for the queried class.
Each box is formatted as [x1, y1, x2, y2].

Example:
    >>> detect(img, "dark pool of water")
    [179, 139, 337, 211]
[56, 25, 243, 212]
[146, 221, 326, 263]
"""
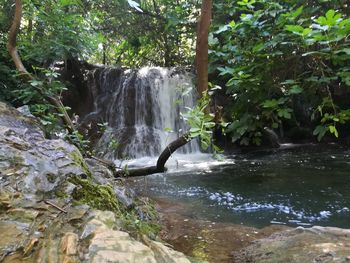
[130, 144, 350, 228]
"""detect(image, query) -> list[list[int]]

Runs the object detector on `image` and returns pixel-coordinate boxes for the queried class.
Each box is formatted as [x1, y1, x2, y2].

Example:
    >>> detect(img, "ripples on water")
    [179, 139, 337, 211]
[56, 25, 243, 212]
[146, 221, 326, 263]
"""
[128, 144, 350, 228]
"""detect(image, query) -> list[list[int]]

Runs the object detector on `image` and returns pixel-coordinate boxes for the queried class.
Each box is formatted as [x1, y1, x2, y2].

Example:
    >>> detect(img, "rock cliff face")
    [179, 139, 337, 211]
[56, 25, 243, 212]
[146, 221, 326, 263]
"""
[0, 102, 192, 263]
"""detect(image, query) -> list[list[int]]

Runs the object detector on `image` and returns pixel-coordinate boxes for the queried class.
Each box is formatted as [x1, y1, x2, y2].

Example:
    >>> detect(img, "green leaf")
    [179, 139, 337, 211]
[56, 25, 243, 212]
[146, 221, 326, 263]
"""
[302, 28, 312, 37]
[285, 25, 304, 34]
[262, 99, 278, 108]
[288, 85, 303, 95]
[208, 34, 219, 46]
[30, 80, 43, 87]
[215, 25, 230, 34]
[218, 67, 234, 76]
[329, 125, 339, 137]
[281, 79, 297, 85]
[252, 43, 265, 52]
[60, 0, 79, 7]
[201, 140, 209, 150]
[313, 125, 327, 141]
[291, 6, 304, 18]
[190, 127, 201, 133]
[302, 51, 327, 57]
[277, 108, 292, 119]
[326, 9, 336, 21]
[237, 0, 256, 6]
[316, 9, 342, 27]
[272, 123, 279, 128]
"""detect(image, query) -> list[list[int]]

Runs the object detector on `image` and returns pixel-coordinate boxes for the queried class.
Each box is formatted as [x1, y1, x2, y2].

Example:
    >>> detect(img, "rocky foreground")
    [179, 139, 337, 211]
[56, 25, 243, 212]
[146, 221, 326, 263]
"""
[0, 102, 191, 263]
[1, 101, 350, 263]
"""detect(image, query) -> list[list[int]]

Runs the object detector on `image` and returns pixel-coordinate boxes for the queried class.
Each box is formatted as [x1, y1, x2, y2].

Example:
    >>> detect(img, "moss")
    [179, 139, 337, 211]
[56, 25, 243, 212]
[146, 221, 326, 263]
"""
[54, 186, 70, 199]
[69, 150, 93, 178]
[121, 209, 161, 239]
[69, 175, 161, 239]
[70, 176, 123, 214]
[128, 198, 161, 238]
[67, 148, 161, 239]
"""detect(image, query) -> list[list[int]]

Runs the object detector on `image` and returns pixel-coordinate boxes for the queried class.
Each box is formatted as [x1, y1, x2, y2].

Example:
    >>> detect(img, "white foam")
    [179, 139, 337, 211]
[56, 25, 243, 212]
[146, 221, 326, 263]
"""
[117, 153, 234, 173]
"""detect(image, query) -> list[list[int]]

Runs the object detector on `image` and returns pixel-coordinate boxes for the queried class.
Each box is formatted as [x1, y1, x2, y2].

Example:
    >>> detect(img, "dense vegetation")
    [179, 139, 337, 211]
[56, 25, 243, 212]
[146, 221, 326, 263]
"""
[210, 0, 350, 145]
[1, 0, 350, 148]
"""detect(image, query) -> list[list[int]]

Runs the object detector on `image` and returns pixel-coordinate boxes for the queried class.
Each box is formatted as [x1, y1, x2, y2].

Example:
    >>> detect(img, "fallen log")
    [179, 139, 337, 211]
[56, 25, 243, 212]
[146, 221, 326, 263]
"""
[125, 133, 191, 177]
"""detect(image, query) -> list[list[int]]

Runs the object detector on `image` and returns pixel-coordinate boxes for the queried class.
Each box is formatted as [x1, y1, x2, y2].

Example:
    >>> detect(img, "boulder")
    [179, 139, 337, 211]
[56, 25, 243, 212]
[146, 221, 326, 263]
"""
[0, 102, 86, 196]
[233, 226, 350, 263]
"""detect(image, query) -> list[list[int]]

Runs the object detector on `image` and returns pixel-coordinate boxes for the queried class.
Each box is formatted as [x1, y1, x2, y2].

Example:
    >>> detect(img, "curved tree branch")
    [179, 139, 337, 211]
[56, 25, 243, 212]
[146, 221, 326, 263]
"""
[156, 133, 190, 171]
[7, 0, 75, 134]
[124, 133, 191, 177]
[7, 0, 32, 79]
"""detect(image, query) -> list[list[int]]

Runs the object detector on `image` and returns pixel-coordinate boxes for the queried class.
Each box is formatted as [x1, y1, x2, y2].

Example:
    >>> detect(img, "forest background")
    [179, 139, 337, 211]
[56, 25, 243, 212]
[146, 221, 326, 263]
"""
[1, 0, 350, 148]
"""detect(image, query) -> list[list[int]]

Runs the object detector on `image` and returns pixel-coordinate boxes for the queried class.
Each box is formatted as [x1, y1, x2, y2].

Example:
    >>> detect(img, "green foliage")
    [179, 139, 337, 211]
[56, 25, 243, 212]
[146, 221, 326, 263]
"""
[108, 139, 120, 151]
[210, 0, 350, 144]
[182, 92, 216, 150]
[20, 0, 99, 63]
[85, 0, 199, 66]
[12, 67, 70, 134]
[182, 92, 215, 150]
[182, 90, 224, 156]
[312, 98, 350, 141]
[0, 61, 19, 103]
[4, 0, 350, 146]
[0, 39, 20, 104]
[66, 131, 91, 153]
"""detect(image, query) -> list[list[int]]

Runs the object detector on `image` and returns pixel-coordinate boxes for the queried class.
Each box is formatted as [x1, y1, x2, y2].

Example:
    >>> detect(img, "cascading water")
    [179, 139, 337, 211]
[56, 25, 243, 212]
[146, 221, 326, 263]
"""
[84, 66, 199, 160]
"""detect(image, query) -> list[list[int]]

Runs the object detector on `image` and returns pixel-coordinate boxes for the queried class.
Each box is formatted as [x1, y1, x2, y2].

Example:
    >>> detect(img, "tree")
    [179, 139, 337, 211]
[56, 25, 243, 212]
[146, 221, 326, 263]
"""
[210, 0, 350, 145]
[7, 0, 75, 133]
[195, 0, 212, 96]
[7, 0, 29, 78]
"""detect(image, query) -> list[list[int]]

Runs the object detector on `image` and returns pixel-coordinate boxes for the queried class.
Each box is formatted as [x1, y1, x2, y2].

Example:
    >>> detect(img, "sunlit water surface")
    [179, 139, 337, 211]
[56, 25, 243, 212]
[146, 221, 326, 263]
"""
[127, 144, 350, 228]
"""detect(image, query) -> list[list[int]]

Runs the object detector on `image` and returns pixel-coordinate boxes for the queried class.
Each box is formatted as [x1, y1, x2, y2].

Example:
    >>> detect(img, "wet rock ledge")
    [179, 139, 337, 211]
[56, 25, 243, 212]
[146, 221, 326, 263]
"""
[0, 102, 192, 263]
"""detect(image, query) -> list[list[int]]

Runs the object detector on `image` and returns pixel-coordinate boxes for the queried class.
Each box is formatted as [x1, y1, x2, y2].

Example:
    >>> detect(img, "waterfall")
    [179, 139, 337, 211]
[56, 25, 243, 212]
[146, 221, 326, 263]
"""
[84, 66, 199, 159]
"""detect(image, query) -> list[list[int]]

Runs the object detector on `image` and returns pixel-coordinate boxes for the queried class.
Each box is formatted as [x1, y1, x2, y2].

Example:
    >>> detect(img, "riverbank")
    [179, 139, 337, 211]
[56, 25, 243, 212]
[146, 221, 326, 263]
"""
[148, 197, 350, 263]
[155, 198, 290, 262]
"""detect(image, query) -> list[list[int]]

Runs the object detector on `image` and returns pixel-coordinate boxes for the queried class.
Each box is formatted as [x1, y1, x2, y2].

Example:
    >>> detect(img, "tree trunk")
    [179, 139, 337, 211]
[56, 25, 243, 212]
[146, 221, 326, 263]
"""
[195, 0, 212, 96]
[102, 43, 107, 65]
[7, 0, 32, 79]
